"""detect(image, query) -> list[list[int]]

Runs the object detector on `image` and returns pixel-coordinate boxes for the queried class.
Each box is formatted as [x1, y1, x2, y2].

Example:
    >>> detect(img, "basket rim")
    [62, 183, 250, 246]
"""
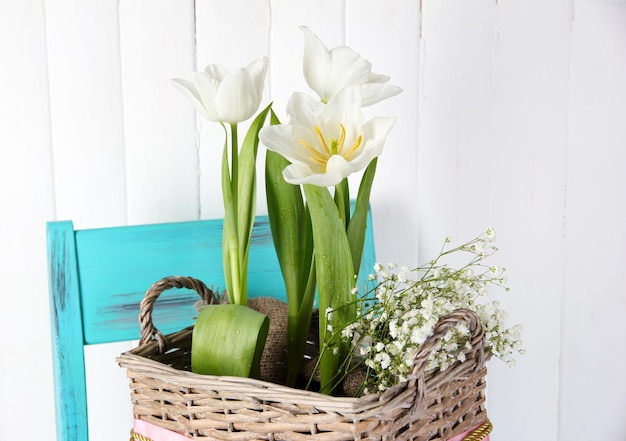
[118, 350, 415, 406]
[119, 306, 489, 418]
[118, 349, 488, 419]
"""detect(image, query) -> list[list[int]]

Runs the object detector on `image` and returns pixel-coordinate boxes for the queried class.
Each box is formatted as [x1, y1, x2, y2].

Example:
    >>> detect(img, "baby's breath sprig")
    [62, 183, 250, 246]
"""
[323, 228, 524, 395]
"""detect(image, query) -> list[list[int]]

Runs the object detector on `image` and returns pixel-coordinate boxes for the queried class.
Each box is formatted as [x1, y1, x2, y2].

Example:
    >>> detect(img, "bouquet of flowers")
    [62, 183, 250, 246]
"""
[171, 26, 522, 397]
[325, 229, 524, 396]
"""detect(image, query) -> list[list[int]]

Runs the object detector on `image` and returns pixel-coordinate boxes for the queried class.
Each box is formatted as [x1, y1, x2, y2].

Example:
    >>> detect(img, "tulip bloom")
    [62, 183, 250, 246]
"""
[172, 58, 272, 381]
[172, 57, 268, 124]
[301, 27, 401, 106]
[262, 28, 402, 393]
[260, 88, 395, 187]
[172, 56, 271, 307]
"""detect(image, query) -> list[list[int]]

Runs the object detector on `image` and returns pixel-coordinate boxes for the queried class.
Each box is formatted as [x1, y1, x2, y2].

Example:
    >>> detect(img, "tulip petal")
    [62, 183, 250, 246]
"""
[171, 78, 215, 121]
[301, 26, 332, 101]
[174, 58, 267, 124]
[344, 117, 395, 169]
[286, 92, 324, 127]
[281, 161, 316, 183]
[259, 124, 319, 167]
[359, 83, 403, 107]
[247, 57, 268, 97]
[191, 71, 221, 121]
[299, 27, 401, 106]
[204, 63, 230, 81]
[283, 154, 357, 187]
[361, 117, 396, 151]
[366, 72, 390, 83]
[322, 87, 363, 129]
[324, 154, 358, 181]
[282, 159, 341, 186]
[326, 46, 371, 98]
[215, 69, 257, 124]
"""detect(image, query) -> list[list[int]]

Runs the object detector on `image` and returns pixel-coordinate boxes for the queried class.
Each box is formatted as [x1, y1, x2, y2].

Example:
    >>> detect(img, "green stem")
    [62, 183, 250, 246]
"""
[229, 247, 242, 304]
[221, 124, 242, 305]
[230, 123, 239, 216]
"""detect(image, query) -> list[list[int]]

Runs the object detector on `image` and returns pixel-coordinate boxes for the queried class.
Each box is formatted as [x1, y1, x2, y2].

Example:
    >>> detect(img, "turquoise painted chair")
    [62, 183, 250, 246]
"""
[46, 213, 375, 441]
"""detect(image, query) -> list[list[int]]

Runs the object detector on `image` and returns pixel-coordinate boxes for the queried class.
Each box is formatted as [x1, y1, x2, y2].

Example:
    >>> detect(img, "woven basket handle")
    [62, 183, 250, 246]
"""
[409, 308, 486, 411]
[138, 275, 218, 352]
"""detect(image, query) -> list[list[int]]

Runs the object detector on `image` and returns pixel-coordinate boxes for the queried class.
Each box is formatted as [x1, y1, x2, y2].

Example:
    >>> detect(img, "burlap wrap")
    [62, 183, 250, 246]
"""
[248, 297, 289, 384]
[249, 298, 367, 395]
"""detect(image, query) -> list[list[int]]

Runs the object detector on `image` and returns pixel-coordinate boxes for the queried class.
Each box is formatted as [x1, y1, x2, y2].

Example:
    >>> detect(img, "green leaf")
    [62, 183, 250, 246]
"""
[289, 258, 316, 386]
[191, 304, 269, 378]
[347, 157, 377, 278]
[264, 108, 317, 386]
[222, 136, 241, 304]
[266, 148, 318, 386]
[265, 151, 307, 303]
[238, 103, 272, 264]
[299, 204, 314, 296]
[303, 184, 356, 394]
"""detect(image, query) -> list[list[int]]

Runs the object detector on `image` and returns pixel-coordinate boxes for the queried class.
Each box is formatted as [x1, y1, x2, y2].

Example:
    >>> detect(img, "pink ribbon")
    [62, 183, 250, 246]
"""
[133, 419, 191, 441]
[133, 418, 490, 441]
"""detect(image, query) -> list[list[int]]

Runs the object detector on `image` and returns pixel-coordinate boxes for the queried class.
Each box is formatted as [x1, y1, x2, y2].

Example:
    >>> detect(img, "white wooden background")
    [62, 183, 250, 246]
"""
[1, 1, 625, 440]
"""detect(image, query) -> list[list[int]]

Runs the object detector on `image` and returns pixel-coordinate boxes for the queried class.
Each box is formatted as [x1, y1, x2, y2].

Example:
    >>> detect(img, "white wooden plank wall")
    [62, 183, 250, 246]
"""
[1, 1, 624, 440]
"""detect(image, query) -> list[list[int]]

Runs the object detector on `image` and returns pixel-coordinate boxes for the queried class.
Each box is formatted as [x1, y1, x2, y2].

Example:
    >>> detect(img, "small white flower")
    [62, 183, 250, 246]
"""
[378, 353, 391, 369]
[341, 325, 354, 339]
[325, 307, 334, 321]
[339, 230, 521, 392]
[389, 320, 399, 339]
[410, 326, 431, 345]
[455, 322, 470, 337]
[471, 241, 485, 256]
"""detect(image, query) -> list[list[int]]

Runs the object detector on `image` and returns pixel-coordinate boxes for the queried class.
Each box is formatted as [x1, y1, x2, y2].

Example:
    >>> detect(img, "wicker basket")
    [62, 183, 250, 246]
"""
[118, 276, 492, 441]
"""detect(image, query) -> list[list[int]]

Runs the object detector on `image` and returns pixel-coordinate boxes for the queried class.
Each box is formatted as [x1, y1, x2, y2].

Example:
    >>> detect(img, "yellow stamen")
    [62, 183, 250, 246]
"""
[299, 139, 327, 162]
[344, 134, 363, 159]
[336, 124, 347, 154]
[309, 155, 327, 166]
[297, 124, 362, 169]
[315, 126, 332, 156]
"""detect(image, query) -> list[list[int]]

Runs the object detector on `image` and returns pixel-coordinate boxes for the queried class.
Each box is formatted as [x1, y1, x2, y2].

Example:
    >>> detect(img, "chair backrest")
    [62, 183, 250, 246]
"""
[47, 211, 376, 441]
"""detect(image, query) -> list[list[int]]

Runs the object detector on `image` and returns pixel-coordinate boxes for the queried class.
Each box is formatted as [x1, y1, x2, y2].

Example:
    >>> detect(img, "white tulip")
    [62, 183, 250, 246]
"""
[260, 87, 395, 187]
[301, 26, 401, 106]
[172, 57, 267, 124]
